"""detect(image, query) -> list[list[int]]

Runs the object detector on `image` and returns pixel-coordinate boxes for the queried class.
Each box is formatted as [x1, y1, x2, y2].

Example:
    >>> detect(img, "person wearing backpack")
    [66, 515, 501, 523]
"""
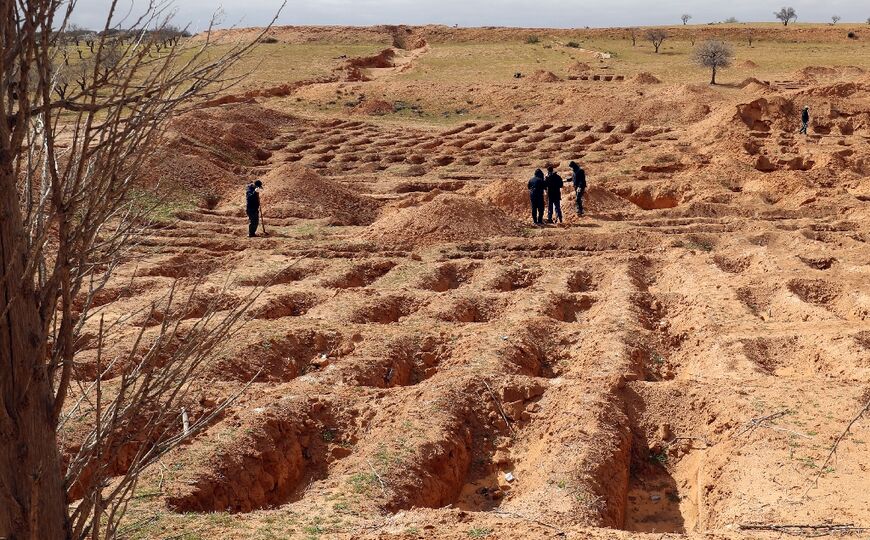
[246, 180, 264, 237]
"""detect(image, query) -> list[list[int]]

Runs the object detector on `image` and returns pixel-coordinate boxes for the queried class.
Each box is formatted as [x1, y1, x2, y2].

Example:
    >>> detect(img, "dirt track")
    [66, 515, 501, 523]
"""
[71, 24, 870, 539]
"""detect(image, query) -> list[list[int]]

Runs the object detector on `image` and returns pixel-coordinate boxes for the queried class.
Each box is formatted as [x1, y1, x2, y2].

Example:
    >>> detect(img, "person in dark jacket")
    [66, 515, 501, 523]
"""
[569, 161, 586, 216]
[246, 180, 263, 237]
[527, 169, 546, 225]
[545, 165, 564, 224]
[799, 106, 810, 135]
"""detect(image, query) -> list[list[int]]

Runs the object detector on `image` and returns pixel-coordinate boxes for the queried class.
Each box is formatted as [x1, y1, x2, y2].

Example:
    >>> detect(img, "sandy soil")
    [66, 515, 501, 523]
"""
[67, 24, 870, 540]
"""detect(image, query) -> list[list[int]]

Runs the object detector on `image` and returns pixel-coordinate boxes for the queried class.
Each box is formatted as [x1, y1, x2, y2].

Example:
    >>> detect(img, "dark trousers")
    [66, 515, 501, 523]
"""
[547, 197, 562, 222]
[530, 196, 545, 224]
[247, 208, 259, 237]
[799, 121, 808, 134]
[575, 188, 585, 215]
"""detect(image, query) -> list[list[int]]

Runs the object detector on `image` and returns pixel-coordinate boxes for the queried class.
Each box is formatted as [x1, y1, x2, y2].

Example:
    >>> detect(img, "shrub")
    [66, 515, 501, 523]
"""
[526, 35, 540, 44]
[258, 36, 279, 44]
[847, 31, 858, 39]
[566, 41, 580, 48]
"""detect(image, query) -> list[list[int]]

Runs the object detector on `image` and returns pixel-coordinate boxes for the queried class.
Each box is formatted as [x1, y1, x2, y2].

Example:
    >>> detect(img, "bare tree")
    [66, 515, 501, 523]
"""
[774, 7, 797, 26]
[694, 40, 734, 84]
[681, 14, 692, 25]
[831, 15, 841, 25]
[0, 1, 282, 538]
[629, 27, 638, 46]
[646, 29, 669, 53]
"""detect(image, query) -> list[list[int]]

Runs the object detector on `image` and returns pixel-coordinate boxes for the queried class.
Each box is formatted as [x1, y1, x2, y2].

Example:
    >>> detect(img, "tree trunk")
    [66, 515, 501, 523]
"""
[0, 163, 70, 539]
[711, 67, 717, 85]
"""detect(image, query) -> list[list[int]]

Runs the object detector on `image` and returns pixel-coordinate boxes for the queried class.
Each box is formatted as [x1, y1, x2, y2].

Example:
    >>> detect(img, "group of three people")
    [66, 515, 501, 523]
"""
[528, 161, 586, 225]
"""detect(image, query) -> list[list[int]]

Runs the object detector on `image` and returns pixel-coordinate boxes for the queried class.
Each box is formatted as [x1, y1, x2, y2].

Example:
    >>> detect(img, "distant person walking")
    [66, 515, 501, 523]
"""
[527, 169, 546, 225]
[246, 179, 264, 237]
[545, 165, 564, 224]
[569, 161, 586, 216]
[799, 106, 810, 135]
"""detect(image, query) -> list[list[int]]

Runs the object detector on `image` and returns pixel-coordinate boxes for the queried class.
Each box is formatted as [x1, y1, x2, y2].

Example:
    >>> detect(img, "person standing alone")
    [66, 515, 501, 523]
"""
[569, 161, 586, 216]
[527, 169, 546, 225]
[246, 179, 264, 237]
[799, 106, 810, 135]
[545, 165, 564, 224]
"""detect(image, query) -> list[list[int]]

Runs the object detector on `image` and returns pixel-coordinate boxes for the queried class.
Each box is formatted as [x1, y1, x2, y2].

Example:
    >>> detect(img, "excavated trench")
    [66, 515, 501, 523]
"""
[209, 328, 351, 382]
[167, 400, 358, 514]
[544, 292, 596, 322]
[320, 260, 397, 289]
[249, 292, 319, 320]
[616, 187, 681, 211]
[416, 262, 479, 292]
[619, 384, 706, 534]
[433, 295, 508, 323]
[329, 333, 450, 387]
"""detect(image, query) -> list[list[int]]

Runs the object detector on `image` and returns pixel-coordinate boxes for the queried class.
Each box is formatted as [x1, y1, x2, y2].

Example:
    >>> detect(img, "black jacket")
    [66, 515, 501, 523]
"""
[246, 184, 260, 213]
[801, 109, 810, 123]
[545, 172, 564, 199]
[528, 176, 546, 199]
[571, 166, 586, 191]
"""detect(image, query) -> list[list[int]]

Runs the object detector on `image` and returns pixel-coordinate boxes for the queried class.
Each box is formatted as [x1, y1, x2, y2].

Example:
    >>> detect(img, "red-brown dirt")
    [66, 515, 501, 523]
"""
[66, 23, 870, 540]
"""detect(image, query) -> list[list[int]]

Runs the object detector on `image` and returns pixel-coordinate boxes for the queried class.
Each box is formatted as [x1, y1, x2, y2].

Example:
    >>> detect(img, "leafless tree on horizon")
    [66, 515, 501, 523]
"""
[774, 7, 798, 26]
[646, 28, 668, 53]
[694, 40, 734, 85]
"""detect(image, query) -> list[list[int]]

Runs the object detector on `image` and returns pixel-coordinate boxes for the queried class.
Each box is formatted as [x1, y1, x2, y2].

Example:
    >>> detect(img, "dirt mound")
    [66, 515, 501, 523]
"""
[798, 66, 839, 79]
[585, 186, 639, 213]
[634, 72, 661, 84]
[476, 178, 530, 219]
[737, 77, 768, 90]
[740, 60, 759, 69]
[805, 82, 870, 98]
[262, 164, 379, 225]
[347, 48, 396, 69]
[735, 97, 795, 131]
[342, 65, 371, 82]
[142, 149, 239, 201]
[567, 61, 592, 74]
[168, 103, 288, 166]
[528, 70, 561, 83]
[366, 194, 519, 246]
[140, 103, 294, 203]
[353, 99, 394, 115]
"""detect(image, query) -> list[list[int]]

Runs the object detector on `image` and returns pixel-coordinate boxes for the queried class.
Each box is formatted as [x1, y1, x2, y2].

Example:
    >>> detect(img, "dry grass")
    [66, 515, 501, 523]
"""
[203, 42, 386, 90]
[257, 24, 868, 127]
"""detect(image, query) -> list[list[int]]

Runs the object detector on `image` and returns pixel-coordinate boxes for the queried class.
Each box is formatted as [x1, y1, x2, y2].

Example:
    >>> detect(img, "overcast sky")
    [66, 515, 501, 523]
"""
[70, 0, 870, 31]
